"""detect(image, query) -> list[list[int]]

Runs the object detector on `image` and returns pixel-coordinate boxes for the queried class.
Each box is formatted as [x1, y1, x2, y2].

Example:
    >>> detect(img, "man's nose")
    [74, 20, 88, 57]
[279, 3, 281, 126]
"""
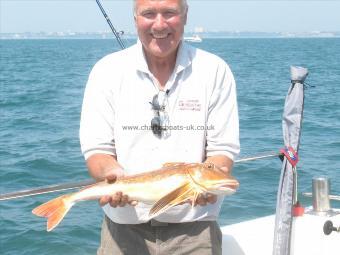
[153, 13, 168, 30]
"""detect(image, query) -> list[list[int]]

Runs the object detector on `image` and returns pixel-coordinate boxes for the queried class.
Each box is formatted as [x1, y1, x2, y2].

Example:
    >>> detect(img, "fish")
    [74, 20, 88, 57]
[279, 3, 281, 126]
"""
[32, 162, 239, 231]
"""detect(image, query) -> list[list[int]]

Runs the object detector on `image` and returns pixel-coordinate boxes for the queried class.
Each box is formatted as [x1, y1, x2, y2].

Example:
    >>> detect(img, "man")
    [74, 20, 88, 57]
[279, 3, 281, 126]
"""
[80, 0, 240, 254]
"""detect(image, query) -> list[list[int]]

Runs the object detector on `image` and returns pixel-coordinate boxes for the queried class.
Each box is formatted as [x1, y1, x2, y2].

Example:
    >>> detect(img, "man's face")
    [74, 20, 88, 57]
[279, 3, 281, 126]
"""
[134, 0, 187, 59]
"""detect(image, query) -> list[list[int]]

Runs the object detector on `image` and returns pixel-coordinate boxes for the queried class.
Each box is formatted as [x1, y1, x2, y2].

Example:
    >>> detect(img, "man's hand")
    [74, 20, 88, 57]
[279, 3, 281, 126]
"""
[180, 193, 217, 207]
[99, 192, 138, 207]
[98, 169, 138, 208]
[86, 154, 138, 208]
[193, 193, 217, 206]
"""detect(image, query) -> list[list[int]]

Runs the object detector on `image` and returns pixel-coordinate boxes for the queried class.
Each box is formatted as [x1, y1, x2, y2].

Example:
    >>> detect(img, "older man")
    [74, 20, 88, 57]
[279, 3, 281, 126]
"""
[80, 0, 240, 254]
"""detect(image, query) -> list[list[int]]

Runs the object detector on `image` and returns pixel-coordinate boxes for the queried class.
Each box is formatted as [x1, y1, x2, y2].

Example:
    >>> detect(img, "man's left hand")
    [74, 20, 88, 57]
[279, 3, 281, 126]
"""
[193, 193, 217, 206]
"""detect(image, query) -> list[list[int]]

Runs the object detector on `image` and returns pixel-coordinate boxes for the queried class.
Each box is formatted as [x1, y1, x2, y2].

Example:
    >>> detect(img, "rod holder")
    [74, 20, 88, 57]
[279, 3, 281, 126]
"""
[312, 177, 331, 214]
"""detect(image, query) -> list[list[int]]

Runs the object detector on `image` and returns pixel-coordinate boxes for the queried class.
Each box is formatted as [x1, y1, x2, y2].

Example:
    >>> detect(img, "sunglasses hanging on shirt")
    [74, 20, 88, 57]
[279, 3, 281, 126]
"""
[150, 90, 170, 138]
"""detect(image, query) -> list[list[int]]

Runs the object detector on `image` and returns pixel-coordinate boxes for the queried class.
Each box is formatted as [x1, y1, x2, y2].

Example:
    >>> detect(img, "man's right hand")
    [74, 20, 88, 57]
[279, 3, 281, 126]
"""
[98, 169, 138, 208]
[86, 154, 138, 208]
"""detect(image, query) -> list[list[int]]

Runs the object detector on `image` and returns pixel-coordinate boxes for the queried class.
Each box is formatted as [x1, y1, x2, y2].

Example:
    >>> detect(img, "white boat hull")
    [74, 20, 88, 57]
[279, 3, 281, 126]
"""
[221, 208, 340, 255]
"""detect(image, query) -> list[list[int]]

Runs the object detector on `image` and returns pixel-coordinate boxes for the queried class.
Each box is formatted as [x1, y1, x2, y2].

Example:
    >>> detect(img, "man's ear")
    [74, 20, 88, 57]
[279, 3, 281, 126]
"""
[134, 14, 138, 30]
[183, 7, 188, 25]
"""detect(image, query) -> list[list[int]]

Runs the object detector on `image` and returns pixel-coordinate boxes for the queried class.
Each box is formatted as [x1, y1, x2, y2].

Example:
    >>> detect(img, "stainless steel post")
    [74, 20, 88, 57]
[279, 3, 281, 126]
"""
[312, 177, 331, 214]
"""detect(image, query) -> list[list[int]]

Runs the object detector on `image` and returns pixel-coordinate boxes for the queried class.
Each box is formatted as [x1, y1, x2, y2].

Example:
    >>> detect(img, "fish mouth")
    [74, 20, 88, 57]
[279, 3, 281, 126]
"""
[214, 181, 239, 192]
[222, 181, 239, 190]
[205, 180, 239, 195]
[216, 178, 239, 188]
[209, 186, 236, 195]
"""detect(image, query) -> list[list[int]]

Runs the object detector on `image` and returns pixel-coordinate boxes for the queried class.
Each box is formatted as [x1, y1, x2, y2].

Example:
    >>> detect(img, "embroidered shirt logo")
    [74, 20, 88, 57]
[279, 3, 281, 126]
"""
[178, 99, 201, 111]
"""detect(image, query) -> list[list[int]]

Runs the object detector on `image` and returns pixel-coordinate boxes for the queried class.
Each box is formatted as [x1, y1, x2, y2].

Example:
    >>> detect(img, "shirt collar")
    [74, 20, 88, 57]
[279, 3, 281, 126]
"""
[135, 39, 150, 74]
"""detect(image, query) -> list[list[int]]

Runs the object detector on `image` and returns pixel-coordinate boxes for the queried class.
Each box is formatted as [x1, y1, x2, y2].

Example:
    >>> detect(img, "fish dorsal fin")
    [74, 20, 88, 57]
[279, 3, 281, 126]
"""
[162, 162, 187, 168]
[149, 182, 197, 218]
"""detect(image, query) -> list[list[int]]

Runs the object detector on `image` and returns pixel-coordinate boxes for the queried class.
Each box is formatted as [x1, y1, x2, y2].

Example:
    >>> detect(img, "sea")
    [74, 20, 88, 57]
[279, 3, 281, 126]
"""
[1, 38, 339, 255]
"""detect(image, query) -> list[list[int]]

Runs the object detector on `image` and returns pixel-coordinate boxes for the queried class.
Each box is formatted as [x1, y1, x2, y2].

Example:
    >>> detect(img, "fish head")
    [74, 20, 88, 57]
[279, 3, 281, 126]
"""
[187, 163, 239, 195]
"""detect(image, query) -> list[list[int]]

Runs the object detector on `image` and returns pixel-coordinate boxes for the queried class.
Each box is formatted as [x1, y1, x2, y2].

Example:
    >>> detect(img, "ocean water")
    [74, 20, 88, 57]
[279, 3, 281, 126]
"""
[1, 38, 339, 255]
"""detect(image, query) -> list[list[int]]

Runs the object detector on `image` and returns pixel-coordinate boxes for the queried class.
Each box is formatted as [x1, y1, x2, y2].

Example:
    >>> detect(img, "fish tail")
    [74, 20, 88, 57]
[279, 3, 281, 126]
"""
[32, 194, 74, 231]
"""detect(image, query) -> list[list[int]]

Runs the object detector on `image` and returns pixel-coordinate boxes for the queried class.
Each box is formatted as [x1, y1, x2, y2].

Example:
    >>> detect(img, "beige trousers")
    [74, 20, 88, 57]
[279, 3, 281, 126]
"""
[97, 216, 222, 255]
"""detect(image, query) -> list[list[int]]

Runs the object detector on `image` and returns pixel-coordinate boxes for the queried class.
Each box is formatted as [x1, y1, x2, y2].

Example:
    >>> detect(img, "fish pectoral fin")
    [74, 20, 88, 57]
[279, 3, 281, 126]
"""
[149, 182, 195, 218]
[191, 191, 200, 208]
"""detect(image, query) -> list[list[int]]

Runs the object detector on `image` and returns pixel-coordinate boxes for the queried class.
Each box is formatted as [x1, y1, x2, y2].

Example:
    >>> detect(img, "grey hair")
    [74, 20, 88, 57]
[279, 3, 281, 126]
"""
[133, 0, 188, 17]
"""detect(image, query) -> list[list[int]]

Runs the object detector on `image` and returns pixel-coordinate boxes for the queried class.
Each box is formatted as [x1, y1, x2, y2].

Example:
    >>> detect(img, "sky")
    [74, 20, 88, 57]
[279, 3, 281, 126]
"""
[1, 0, 340, 33]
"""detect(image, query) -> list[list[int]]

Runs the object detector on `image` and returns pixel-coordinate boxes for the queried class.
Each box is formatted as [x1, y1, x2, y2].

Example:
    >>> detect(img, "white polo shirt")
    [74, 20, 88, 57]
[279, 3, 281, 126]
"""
[80, 40, 240, 224]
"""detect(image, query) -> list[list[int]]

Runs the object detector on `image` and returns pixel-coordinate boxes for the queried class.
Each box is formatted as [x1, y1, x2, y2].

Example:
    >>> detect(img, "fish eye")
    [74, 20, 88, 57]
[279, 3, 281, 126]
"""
[206, 163, 214, 169]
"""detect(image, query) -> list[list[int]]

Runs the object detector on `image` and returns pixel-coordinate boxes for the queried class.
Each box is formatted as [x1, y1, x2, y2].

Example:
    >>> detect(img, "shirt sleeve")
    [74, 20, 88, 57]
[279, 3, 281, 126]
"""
[206, 62, 240, 161]
[79, 61, 116, 160]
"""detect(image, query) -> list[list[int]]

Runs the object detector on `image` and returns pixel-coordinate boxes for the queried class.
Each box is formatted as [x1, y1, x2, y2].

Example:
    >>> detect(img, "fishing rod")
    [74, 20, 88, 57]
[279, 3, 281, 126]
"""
[234, 151, 281, 163]
[95, 0, 125, 50]
[0, 151, 281, 201]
